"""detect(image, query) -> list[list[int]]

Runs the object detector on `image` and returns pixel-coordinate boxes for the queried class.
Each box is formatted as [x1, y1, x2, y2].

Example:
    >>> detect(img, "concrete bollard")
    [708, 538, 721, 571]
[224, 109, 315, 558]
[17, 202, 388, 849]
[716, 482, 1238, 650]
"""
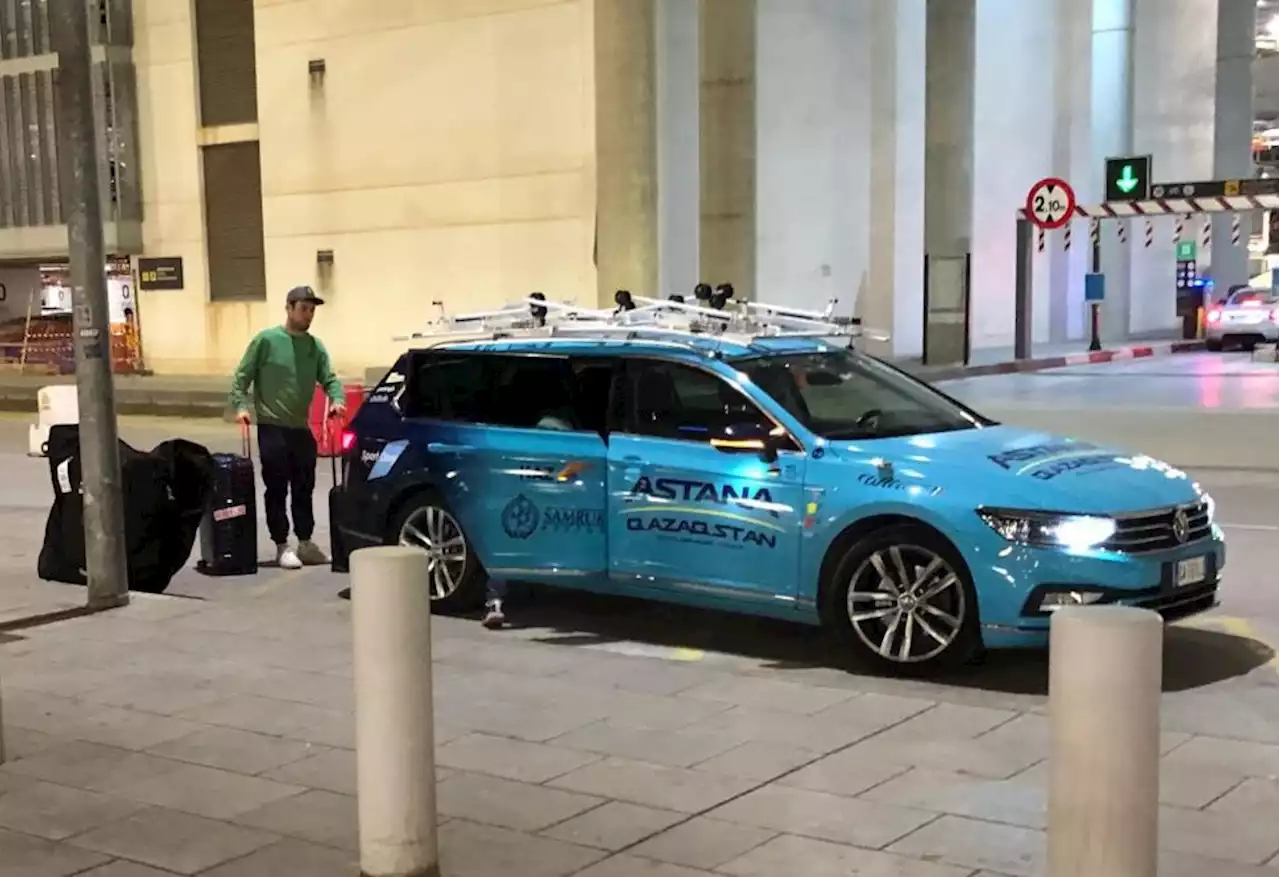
[1048, 605, 1163, 877]
[352, 546, 439, 877]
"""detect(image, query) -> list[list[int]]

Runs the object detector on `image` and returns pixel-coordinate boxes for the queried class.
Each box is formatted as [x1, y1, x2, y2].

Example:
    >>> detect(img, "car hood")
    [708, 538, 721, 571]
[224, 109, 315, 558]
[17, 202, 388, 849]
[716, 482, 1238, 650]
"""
[827, 424, 1203, 515]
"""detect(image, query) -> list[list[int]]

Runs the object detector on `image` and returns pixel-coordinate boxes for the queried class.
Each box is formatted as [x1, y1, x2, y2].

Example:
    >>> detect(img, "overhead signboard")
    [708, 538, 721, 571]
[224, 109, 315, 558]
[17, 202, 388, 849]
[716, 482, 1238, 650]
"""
[1150, 178, 1279, 199]
[1104, 155, 1152, 202]
[137, 256, 185, 291]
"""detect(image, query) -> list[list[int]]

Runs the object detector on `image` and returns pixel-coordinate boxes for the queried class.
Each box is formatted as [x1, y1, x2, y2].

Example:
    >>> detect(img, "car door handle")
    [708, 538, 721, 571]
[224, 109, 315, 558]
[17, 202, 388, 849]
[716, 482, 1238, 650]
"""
[427, 442, 474, 454]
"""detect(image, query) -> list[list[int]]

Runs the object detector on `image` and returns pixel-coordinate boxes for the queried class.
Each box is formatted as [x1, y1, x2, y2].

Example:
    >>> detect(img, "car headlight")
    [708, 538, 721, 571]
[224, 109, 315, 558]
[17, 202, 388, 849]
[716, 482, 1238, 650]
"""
[978, 508, 1117, 551]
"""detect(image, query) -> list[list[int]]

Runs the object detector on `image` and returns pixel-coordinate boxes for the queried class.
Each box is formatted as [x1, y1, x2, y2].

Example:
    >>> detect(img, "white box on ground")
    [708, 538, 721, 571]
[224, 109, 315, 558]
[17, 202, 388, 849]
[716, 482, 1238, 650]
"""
[27, 385, 80, 457]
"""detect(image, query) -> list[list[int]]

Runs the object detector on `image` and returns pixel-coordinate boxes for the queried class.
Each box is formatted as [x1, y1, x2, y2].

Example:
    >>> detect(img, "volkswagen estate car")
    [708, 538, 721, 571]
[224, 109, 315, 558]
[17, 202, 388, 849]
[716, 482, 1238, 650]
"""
[328, 300, 1224, 674]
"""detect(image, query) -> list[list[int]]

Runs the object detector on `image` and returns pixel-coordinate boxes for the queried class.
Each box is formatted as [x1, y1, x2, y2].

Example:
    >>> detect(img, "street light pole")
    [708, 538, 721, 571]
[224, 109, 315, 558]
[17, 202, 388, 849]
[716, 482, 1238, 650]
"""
[51, 0, 130, 611]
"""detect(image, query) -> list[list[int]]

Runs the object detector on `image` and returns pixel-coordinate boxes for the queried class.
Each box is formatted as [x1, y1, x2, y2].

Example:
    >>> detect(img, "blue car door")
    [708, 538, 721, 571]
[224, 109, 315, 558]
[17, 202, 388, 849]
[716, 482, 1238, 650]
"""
[606, 357, 807, 607]
[413, 351, 610, 582]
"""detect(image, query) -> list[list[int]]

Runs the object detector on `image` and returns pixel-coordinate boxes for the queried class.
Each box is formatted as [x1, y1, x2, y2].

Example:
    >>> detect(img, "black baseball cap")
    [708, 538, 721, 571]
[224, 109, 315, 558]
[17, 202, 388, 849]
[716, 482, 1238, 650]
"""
[286, 285, 325, 306]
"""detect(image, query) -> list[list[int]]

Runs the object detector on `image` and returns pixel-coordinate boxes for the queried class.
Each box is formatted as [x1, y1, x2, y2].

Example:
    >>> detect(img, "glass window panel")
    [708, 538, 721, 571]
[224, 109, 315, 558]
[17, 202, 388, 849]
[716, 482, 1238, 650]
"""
[17, 72, 36, 225]
[38, 66, 58, 223]
[0, 0, 15, 61]
[0, 78, 13, 226]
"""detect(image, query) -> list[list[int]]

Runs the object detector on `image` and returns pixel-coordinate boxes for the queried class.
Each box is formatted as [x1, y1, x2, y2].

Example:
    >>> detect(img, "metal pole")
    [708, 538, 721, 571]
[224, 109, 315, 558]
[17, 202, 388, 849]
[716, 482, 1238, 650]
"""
[51, 0, 129, 611]
[1049, 605, 1162, 877]
[352, 547, 440, 877]
[1014, 218, 1032, 360]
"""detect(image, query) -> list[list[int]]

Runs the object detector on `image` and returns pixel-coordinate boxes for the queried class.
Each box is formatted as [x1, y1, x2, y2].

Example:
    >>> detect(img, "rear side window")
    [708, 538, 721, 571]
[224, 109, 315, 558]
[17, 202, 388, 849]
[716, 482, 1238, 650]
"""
[404, 353, 613, 432]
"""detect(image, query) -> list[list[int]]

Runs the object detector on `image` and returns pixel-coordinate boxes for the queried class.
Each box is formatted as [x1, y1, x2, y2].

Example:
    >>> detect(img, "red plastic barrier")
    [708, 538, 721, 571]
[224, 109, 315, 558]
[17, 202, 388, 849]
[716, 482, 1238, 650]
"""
[310, 384, 365, 457]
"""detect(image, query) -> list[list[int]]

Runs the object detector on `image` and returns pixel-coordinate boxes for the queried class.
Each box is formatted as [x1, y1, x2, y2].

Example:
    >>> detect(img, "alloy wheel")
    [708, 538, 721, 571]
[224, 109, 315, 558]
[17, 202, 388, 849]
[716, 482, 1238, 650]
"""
[845, 544, 966, 664]
[398, 506, 468, 599]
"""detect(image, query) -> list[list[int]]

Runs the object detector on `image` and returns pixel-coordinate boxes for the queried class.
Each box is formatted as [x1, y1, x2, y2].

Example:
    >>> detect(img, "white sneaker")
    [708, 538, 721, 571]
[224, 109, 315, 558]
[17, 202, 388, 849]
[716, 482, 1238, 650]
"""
[296, 540, 329, 566]
[276, 544, 303, 570]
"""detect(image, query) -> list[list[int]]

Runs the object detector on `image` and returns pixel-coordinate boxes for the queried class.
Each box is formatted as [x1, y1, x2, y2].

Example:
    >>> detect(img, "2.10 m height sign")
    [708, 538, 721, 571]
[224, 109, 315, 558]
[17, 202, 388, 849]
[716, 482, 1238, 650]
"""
[1025, 177, 1076, 230]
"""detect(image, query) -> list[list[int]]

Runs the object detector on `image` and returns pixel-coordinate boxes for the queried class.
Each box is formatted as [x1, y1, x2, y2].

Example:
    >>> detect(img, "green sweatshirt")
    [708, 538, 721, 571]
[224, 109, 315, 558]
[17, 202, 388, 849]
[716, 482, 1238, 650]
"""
[229, 325, 344, 428]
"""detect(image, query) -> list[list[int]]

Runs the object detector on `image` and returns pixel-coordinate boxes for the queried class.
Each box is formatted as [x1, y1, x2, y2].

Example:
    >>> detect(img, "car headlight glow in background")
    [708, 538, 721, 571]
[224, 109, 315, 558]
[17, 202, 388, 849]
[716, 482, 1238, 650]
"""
[978, 509, 1118, 551]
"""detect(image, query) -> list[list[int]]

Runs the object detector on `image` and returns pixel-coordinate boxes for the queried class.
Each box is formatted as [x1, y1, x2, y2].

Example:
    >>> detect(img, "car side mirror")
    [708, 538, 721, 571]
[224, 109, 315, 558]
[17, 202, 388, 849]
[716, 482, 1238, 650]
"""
[709, 422, 781, 464]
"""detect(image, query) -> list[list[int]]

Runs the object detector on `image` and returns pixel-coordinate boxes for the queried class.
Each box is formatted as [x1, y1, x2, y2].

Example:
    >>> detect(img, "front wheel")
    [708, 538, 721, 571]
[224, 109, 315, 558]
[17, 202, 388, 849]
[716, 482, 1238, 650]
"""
[823, 524, 980, 675]
[1205, 338, 1223, 352]
[386, 491, 487, 613]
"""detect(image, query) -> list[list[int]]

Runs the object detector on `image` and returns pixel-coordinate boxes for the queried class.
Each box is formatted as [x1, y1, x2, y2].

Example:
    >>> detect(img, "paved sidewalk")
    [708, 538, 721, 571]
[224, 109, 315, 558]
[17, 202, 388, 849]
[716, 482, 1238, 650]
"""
[0, 567, 1276, 877]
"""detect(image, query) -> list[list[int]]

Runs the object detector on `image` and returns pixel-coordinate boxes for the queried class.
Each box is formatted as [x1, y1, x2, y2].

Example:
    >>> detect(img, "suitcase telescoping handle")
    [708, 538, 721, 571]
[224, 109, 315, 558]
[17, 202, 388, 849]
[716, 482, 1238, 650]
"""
[240, 421, 251, 459]
[328, 413, 343, 487]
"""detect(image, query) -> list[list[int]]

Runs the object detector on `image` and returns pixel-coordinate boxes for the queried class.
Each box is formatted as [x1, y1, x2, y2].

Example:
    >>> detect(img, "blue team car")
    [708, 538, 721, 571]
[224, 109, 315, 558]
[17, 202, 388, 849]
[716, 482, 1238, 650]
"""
[329, 292, 1224, 674]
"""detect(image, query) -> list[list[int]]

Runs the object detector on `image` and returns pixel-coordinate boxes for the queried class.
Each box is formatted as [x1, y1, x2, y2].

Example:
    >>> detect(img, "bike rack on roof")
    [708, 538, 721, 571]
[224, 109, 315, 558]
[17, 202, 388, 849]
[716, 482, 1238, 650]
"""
[393, 290, 890, 354]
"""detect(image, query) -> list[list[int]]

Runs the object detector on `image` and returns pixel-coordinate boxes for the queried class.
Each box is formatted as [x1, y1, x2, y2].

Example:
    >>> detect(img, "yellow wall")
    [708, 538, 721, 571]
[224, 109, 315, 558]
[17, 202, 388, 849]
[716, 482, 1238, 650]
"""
[133, 0, 598, 376]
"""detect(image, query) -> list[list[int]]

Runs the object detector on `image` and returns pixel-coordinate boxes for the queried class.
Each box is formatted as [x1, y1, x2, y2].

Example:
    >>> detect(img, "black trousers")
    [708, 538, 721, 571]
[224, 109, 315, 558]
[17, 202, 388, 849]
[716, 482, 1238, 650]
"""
[257, 424, 318, 545]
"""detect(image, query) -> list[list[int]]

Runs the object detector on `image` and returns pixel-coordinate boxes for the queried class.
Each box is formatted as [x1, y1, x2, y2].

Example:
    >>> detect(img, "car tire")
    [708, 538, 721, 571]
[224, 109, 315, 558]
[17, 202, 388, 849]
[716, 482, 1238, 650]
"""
[822, 523, 981, 676]
[385, 490, 487, 613]
[1205, 338, 1223, 352]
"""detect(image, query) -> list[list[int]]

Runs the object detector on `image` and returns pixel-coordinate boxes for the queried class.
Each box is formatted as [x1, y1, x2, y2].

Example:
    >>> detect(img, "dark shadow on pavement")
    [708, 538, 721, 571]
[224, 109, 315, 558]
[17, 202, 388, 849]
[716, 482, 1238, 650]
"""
[503, 587, 1273, 696]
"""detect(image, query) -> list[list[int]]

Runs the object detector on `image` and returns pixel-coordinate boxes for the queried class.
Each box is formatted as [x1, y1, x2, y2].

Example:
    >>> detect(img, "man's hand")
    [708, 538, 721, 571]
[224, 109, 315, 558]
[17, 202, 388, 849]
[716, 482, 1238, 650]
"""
[235, 409, 251, 427]
[327, 402, 346, 420]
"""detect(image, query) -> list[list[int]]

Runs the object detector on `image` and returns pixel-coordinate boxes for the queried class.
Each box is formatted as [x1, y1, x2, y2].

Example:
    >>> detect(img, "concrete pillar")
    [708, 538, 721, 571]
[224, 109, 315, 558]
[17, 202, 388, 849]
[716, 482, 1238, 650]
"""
[699, 0, 756, 299]
[1090, 0, 1135, 342]
[1210, 0, 1257, 293]
[1130, 0, 1216, 334]
[1048, 0, 1094, 344]
[923, 0, 976, 365]
[1048, 605, 1162, 877]
[595, 0, 659, 306]
[656, 0, 700, 299]
[863, 0, 926, 359]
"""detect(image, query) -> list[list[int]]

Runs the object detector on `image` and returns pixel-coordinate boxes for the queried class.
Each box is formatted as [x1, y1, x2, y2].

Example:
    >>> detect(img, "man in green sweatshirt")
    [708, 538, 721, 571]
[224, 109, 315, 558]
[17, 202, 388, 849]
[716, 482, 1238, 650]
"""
[230, 286, 345, 570]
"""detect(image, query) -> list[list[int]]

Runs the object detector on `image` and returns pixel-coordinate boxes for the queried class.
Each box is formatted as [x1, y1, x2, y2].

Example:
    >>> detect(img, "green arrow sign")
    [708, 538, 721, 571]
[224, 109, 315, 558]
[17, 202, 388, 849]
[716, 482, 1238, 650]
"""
[1115, 165, 1139, 194]
[1175, 240, 1196, 261]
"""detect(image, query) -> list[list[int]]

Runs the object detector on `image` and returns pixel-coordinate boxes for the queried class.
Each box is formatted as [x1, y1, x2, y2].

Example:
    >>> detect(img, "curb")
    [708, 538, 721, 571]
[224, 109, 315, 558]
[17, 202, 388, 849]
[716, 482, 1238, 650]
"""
[914, 340, 1205, 382]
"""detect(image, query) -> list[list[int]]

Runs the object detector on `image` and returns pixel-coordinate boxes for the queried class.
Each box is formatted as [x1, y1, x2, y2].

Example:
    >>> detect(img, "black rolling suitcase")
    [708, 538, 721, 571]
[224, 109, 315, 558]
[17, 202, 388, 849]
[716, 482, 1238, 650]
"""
[197, 426, 258, 576]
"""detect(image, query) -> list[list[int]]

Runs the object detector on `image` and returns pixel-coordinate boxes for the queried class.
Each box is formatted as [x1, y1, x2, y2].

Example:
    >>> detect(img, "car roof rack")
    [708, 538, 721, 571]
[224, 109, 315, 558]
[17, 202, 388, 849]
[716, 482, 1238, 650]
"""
[394, 289, 889, 355]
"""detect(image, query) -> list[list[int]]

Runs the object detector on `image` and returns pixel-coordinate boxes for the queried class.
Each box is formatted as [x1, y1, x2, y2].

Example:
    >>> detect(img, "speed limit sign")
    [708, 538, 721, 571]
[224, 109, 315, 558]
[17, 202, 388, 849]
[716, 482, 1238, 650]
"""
[1025, 177, 1076, 230]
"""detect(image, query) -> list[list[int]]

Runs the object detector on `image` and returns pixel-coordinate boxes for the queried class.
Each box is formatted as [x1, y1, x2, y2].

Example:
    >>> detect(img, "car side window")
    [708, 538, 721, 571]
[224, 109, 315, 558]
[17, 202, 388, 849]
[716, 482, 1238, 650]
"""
[405, 352, 599, 432]
[623, 359, 772, 441]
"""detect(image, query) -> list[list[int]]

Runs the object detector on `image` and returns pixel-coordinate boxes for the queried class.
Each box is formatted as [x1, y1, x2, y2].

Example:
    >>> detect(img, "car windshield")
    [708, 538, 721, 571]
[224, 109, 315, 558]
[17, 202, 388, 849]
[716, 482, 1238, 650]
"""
[1226, 289, 1278, 306]
[739, 349, 992, 440]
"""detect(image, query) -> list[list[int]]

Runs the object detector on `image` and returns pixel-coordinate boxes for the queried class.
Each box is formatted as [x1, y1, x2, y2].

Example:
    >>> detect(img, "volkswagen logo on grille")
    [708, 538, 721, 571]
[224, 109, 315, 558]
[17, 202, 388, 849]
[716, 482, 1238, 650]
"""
[1172, 509, 1190, 543]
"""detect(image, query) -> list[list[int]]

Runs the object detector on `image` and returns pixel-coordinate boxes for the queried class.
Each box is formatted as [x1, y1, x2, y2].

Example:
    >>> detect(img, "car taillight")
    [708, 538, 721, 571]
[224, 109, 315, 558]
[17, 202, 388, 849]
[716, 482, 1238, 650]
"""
[1207, 308, 1222, 323]
[340, 429, 357, 452]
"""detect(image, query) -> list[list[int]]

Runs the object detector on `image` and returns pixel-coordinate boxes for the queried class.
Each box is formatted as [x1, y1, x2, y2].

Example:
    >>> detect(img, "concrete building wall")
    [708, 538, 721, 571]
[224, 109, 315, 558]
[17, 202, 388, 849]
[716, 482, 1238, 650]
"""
[133, 0, 597, 375]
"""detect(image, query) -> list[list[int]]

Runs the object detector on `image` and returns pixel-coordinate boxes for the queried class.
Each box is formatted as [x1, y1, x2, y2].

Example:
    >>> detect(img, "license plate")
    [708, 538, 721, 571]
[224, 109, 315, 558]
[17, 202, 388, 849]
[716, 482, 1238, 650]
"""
[1229, 311, 1261, 323]
[1175, 556, 1207, 588]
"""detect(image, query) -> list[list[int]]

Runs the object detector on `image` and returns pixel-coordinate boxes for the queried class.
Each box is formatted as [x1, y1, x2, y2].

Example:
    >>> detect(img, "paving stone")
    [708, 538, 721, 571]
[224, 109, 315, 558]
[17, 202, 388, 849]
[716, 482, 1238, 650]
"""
[680, 705, 880, 754]
[68, 807, 280, 875]
[1160, 689, 1279, 745]
[147, 726, 328, 776]
[232, 789, 357, 851]
[0, 725, 62, 760]
[448, 701, 608, 743]
[259, 747, 356, 794]
[556, 654, 718, 696]
[108, 763, 306, 820]
[541, 802, 687, 851]
[809, 691, 939, 728]
[1158, 804, 1279, 865]
[677, 676, 856, 715]
[1160, 759, 1249, 809]
[887, 814, 1045, 877]
[1208, 777, 1279, 815]
[438, 732, 603, 782]
[550, 721, 740, 768]
[1157, 848, 1280, 877]
[77, 675, 231, 717]
[840, 707, 1040, 780]
[65, 707, 208, 753]
[0, 826, 112, 876]
[0, 741, 183, 794]
[0, 770, 35, 796]
[549, 757, 760, 814]
[692, 740, 820, 781]
[779, 748, 911, 797]
[708, 784, 936, 849]
[630, 817, 778, 870]
[859, 767, 1047, 829]
[1164, 736, 1279, 779]
[573, 854, 718, 877]
[176, 694, 354, 749]
[719, 832, 976, 877]
[438, 772, 604, 832]
[439, 818, 606, 877]
[589, 690, 734, 733]
[197, 837, 359, 877]
[0, 780, 148, 840]
[76, 862, 182, 877]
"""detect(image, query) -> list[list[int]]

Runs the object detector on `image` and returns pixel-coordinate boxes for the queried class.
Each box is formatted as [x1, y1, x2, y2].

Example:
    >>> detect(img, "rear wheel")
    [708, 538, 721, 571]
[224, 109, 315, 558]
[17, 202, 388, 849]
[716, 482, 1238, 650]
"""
[386, 491, 487, 613]
[823, 524, 980, 675]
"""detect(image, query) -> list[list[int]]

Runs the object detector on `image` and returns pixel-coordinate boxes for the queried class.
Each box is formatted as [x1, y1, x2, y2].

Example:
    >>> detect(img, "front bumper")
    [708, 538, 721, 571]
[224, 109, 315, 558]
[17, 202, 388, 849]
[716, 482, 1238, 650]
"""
[970, 530, 1226, 649]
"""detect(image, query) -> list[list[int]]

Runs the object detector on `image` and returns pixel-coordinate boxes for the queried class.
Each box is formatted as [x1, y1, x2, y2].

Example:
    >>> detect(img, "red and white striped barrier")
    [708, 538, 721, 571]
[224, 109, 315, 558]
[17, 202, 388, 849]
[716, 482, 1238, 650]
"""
[1018, 193, 1279, 220]
[1231, 215, 1241, 247]
[1142, 219, 1153, 249]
